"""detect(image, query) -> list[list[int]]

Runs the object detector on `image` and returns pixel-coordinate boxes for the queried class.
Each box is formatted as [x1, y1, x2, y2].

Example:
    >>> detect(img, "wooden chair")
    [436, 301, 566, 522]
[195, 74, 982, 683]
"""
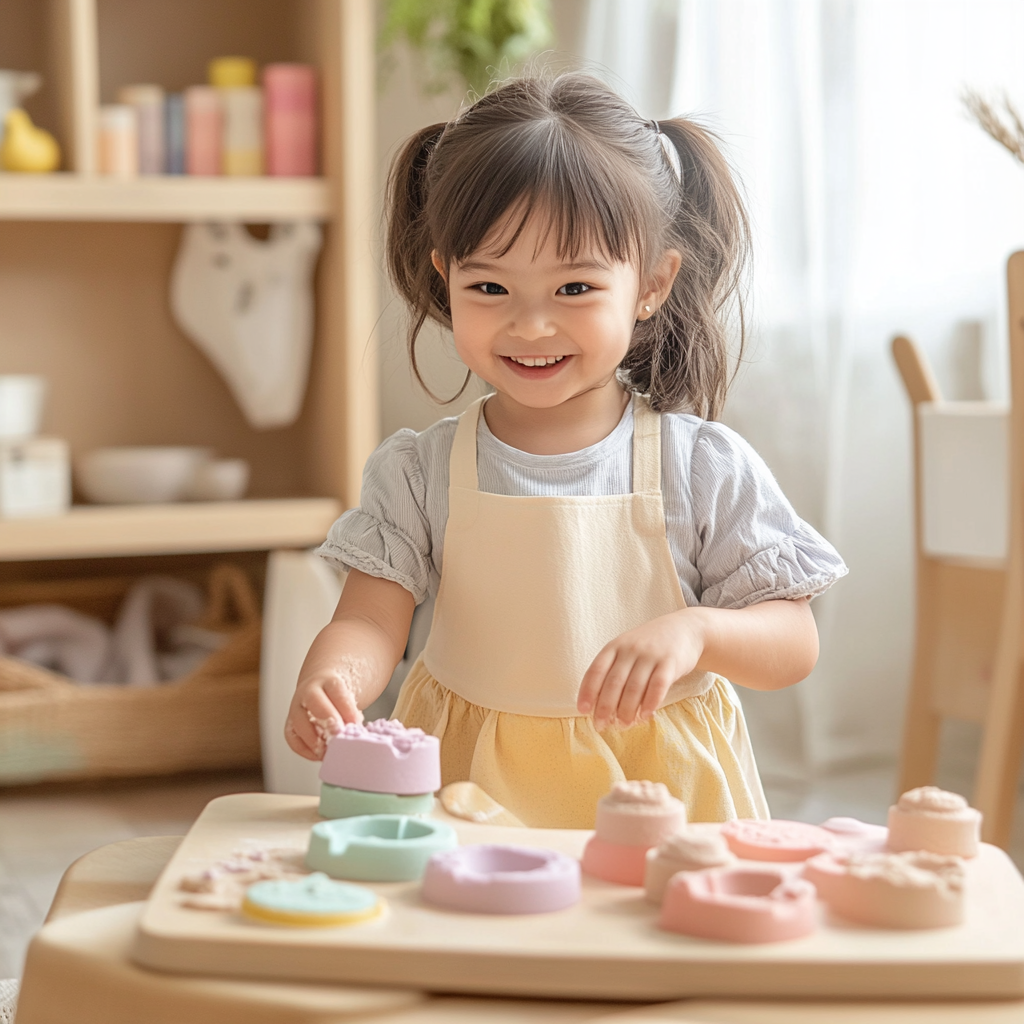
[893, 250, 1024, 848]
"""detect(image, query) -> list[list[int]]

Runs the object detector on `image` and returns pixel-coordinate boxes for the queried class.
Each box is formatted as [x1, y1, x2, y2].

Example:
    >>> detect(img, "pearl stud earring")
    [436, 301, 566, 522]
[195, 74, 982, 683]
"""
[643, 305, 651, 313]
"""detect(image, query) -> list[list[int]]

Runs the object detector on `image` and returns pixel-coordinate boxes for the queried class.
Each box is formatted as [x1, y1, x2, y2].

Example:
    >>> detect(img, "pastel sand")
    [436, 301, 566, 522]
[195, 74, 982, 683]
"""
[133, 793, 1024, 1001]
[319, 719, 441, 796]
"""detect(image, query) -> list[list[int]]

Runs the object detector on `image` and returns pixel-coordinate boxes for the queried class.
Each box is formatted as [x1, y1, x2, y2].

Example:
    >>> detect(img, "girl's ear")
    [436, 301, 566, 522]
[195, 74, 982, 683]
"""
[431, 250, 447, 281]
[637, 248, 682, 319]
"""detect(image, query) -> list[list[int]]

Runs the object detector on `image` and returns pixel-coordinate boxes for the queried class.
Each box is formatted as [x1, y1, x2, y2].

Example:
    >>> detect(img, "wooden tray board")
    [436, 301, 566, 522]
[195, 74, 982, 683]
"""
[132, 793, 1024, 1001]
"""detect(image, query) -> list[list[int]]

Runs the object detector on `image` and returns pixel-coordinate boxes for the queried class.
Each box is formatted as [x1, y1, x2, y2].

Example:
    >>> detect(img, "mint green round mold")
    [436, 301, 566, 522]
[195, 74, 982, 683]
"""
[318, 782, 434, 819]
[306, 814, 458, 882]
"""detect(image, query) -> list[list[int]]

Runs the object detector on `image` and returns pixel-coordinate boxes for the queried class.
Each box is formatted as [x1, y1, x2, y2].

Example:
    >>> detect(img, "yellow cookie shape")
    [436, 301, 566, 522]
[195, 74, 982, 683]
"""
[242, 872, 383, 927]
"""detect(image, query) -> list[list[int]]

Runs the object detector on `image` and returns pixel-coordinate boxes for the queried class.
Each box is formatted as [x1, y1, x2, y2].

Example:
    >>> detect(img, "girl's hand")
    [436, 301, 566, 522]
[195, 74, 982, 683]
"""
[282, 570, 416, 762]
[577, 610, 705, 730]
[285, 656, 368, 761]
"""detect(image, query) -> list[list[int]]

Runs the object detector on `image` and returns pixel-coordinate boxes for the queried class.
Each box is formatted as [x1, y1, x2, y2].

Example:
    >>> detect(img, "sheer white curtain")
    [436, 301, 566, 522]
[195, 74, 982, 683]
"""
[584, 0, 1024, 782]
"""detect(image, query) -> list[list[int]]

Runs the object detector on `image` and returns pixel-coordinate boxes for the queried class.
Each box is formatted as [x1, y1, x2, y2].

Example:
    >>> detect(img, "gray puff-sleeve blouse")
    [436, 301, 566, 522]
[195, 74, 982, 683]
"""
[319, 400, 848, 608]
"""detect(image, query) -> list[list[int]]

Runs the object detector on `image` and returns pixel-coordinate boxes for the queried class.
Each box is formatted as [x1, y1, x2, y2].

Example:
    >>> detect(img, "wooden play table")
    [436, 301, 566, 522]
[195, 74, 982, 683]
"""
[13, 793, 1024, 1022]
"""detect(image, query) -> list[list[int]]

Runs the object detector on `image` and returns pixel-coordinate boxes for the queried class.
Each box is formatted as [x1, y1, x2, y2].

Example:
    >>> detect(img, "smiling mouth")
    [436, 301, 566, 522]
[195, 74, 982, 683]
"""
[505, 355, 566, 366]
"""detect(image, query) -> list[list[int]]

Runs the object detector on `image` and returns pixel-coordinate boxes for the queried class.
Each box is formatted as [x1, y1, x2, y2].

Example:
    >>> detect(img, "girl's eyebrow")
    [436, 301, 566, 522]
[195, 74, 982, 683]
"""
[456, 258, 611, 274]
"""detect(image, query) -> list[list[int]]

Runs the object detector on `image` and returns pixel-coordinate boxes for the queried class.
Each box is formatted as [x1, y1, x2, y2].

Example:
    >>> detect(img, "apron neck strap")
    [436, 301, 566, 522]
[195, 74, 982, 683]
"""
[631, 394, 662, 494]
[450, 396, 487, 490]
[448, 393, 662, 495]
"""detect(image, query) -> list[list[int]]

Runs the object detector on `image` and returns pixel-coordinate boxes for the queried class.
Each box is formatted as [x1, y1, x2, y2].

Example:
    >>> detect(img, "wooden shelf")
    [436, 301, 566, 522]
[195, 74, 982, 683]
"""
[0, 498, 341, 560]
[0, 173, 332, 222]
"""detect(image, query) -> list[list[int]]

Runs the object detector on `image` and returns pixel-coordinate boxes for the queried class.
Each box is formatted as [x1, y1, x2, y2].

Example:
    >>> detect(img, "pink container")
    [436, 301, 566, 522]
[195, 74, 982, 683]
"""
[185, 86, 222, 175]
[581, 835, 649, 886]
[659, 867, 818, 944]
[887, 787, 981, 859]
[819, 816, 888, 854]
[264, 63, 316, 176]
[721, 819, 835, 862]
[804, 849, 965, 929]
[319, 719, 440, 796]
[422, 844, 581, 914]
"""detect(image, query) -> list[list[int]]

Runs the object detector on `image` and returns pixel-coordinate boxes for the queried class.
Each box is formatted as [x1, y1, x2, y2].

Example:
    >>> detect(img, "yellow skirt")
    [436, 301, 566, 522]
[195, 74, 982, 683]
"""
[393, 658, 771, 829]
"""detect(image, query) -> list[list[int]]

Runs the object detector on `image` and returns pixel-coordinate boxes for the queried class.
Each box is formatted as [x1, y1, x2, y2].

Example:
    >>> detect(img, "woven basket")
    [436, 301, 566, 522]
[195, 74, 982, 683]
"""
[0, 563, 262, 785]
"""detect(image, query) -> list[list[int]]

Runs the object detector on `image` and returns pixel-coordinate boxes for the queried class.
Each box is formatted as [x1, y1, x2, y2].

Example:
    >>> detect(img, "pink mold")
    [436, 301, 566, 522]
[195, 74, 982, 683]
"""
[721, 819, 835, 862]
[644, 829, 735, 905]
[886, 787, 981, 859]
[319, 719, 440, 796]
[582, 780, 687, 885]
[659, 866, 817, 943]
[422, 844, 581, 914]
[581, 836, 649, 886]
[804, 849, 965, 929]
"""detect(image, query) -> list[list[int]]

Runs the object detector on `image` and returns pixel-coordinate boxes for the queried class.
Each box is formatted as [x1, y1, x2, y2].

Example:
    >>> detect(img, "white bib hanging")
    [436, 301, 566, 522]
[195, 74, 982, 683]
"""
[170, 221, 322, 429]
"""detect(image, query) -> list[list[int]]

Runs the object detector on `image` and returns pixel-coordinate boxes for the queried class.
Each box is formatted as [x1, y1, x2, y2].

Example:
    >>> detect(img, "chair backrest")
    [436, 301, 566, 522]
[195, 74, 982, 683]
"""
[892, 335, 942, 407]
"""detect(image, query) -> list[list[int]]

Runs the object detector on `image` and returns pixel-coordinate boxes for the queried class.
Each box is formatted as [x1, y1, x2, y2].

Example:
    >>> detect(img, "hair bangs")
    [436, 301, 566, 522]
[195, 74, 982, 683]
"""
[431, 118, 649, 272]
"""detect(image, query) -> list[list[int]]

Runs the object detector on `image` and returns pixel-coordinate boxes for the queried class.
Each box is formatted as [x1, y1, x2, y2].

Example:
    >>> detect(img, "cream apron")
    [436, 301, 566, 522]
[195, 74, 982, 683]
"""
[394, 394, 770, 828]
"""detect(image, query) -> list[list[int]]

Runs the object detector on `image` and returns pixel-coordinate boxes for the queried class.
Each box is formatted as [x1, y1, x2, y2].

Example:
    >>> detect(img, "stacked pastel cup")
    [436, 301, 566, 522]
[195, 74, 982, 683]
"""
[318, 719, 441, 818]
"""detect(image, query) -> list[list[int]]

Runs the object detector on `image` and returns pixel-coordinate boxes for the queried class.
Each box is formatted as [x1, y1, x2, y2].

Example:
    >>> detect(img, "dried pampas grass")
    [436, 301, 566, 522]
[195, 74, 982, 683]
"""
[963, 88, 1024, 165]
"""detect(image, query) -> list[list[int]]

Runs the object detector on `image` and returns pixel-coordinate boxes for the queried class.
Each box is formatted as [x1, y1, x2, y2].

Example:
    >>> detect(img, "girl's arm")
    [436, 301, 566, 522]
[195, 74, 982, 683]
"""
[285, 569, 416, 760]
[577, 597, 818, 731]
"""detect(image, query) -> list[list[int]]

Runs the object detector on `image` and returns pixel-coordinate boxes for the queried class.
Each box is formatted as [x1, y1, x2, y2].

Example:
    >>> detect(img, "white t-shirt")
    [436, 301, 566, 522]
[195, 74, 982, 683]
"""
[319, 400, 847, 609]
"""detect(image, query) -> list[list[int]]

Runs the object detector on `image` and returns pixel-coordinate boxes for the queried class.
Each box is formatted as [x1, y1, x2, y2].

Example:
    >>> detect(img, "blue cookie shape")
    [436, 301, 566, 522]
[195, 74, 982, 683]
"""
[307, 814, 458, 882]
[242, 873, 382, 927]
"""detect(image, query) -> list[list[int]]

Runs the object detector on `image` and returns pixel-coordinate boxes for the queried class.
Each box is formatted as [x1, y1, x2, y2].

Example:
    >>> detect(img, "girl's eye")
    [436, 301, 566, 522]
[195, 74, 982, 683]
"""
[476, 282, 507, 295]
[558, 282, 590, 296]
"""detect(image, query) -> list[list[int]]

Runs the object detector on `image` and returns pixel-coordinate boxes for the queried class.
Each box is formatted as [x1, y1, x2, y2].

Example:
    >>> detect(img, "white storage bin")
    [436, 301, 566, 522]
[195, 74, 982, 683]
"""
[919, 401, 1009, 561]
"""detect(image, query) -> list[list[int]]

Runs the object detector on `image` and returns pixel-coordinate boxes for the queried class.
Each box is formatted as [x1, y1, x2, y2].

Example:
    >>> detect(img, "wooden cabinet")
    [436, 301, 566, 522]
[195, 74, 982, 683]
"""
[0, 0, 379, 562]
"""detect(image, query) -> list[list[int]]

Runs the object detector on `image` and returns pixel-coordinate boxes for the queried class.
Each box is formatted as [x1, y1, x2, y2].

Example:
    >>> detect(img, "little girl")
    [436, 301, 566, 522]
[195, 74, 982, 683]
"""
[286, 73, 847, 828]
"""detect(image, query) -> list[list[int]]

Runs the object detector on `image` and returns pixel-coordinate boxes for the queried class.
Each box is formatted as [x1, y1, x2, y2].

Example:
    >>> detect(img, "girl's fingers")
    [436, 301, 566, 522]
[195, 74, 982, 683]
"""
[592, 653, 635, 730]
[323, 678, 364, 726]
[578, 647, 617, 714]
[284, 718, 319, 760]
[615, 658, 657, 726]
[287, 697, 323, 755]
[637, 665, 676, 722]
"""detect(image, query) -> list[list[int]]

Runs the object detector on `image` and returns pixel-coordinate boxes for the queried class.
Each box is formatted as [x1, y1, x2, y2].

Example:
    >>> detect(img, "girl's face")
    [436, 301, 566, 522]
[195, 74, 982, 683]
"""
[434, 211, 674, 413]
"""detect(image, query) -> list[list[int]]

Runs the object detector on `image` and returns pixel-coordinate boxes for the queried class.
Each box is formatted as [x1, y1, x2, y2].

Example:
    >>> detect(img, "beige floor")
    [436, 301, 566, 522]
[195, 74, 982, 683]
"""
[2, 752, 1023, 983]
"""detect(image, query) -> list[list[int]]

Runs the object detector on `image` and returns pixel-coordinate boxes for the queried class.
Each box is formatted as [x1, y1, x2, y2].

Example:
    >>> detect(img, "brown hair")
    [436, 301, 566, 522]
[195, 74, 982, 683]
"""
[385, 72, 750, 418]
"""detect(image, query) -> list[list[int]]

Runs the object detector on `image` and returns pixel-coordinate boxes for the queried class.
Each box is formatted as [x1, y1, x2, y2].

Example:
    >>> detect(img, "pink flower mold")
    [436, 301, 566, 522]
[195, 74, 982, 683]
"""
[720, 819, 835, 862]
[658, 866, 817, 943]
[803, 849, 965, 929]
[421, 844, 581, 914]
[819, 816, 889, 854]
[644, 829, 736, 905]
[582, 780, 688, 886]
[319, 719, 441, 796]
[886, 787, 981, 858]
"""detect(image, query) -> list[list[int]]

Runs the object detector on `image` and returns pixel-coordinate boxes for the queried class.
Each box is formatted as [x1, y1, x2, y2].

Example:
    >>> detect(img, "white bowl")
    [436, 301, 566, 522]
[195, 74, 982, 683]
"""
[76, 446, 212, 504]
[184, 458, 250, 501]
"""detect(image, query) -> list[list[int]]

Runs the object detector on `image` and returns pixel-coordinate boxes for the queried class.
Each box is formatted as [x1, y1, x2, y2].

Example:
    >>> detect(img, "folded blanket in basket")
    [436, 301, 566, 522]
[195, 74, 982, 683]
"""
[0, 576, 229, 685]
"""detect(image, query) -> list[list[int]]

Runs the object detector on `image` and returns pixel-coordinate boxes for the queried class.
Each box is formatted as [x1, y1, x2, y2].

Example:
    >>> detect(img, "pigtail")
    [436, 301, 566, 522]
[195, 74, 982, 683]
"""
[620, 118, 750, 418]
[385, 122, 472, 403]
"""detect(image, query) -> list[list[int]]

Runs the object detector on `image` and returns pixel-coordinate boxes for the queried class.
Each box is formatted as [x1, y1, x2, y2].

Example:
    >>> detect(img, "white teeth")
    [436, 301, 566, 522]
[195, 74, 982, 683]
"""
[509, 355, 565, 366]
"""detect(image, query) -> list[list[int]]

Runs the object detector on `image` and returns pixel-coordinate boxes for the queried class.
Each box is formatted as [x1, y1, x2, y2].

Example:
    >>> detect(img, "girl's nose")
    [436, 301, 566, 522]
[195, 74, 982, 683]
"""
[507, 302, 556, 341]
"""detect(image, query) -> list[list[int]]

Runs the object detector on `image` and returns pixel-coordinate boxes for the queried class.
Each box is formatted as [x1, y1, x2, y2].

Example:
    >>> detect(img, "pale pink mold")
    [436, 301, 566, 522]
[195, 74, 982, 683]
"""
[644, 829, 736, 905]
[421, 844, 581, 914]
[582, 780, 687, 886]
[720, 819, 835, 862]
[819, 816, 889, 853]
[804, 849, 965, 929]
[658, 866, 817, 943]
[886, 787, 981, 858]
[319, 720, 441, 796]
[594, 780, 687, 846]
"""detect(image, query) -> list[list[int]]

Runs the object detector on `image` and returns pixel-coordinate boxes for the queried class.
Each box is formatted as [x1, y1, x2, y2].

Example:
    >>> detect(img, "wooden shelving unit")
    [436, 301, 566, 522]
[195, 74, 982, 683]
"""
[0, 0, 379, 561]
[0, 498, 341, 560]
[0, 173, 332, 222]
